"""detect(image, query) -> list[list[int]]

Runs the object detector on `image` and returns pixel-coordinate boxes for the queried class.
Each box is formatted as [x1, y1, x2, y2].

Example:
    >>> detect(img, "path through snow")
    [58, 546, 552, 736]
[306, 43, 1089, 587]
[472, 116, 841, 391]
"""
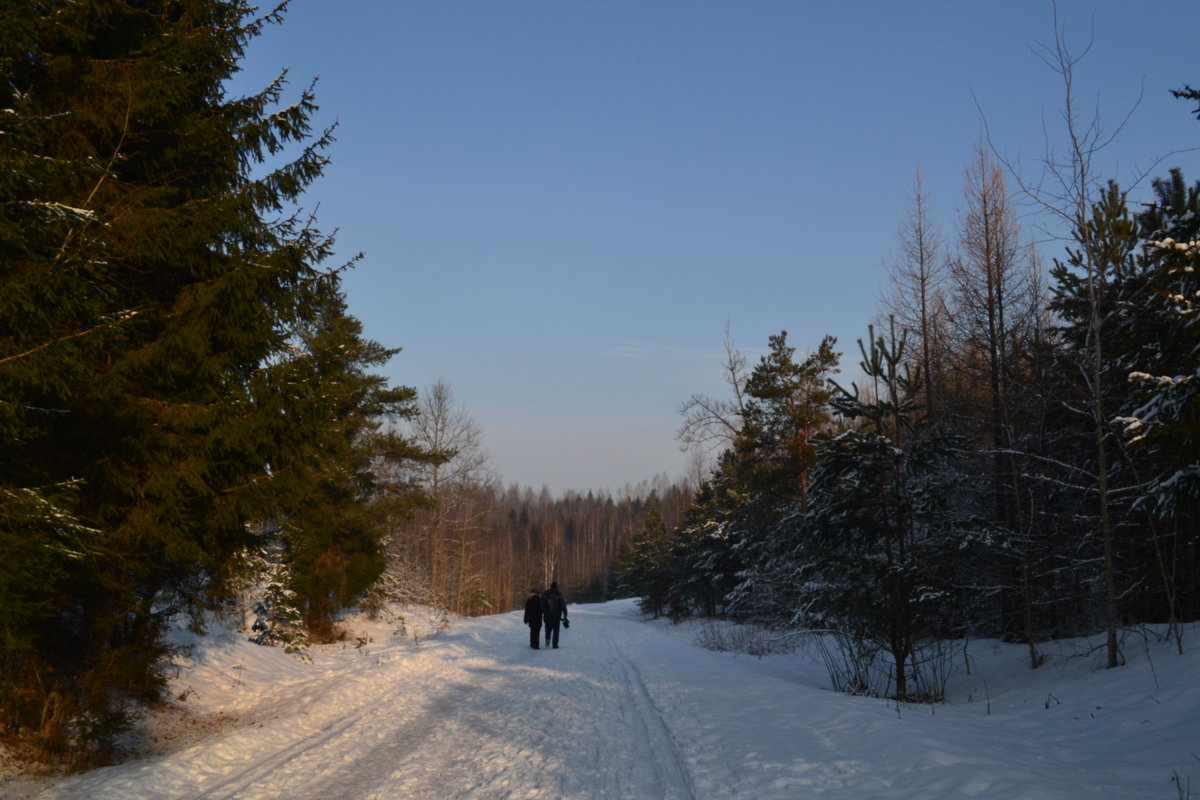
[9, 600, 1199, 799]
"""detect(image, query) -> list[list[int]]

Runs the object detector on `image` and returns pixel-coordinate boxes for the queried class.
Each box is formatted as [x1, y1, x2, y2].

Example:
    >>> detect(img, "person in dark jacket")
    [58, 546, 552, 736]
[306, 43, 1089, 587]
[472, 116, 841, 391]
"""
[541, 581, 568, 649]
[523, 589, 543, 649]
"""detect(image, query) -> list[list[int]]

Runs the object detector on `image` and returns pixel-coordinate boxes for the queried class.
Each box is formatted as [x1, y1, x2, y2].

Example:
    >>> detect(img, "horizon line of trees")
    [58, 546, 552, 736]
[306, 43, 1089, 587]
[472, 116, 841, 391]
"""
[377, 380, 695, 618]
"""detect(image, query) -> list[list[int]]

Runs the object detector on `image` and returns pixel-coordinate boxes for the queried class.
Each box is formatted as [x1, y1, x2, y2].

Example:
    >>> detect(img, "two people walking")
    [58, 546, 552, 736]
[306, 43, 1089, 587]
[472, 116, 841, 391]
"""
[524, 582, 569, 649]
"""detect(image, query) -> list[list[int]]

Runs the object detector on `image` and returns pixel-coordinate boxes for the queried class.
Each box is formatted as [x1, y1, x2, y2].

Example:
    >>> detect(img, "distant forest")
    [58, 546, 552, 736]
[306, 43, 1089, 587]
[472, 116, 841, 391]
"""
[380, 463, 695, 617]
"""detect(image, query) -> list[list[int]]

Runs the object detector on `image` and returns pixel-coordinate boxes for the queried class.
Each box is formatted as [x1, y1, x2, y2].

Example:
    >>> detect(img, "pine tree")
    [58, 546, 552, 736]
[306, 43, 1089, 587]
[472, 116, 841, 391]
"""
[738, 332, 840, 505]
[800, 321, 969, 700]
[718, 332, 840, 625]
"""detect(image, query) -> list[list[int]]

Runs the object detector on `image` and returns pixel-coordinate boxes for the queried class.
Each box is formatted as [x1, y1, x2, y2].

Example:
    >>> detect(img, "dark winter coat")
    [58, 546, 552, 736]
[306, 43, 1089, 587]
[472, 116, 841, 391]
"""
[524, 594, 543, 627]
[541, 587, 566, 623]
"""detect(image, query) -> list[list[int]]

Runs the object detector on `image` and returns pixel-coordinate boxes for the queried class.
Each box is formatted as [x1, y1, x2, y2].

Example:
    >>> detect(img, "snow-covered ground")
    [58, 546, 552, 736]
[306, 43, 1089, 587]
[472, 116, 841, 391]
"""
[3, 599, 1197, 800]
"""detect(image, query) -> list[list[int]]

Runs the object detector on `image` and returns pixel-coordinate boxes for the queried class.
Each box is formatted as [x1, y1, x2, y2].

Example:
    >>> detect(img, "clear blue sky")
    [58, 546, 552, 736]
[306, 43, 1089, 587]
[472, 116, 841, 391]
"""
[228, 1, 1199, 495]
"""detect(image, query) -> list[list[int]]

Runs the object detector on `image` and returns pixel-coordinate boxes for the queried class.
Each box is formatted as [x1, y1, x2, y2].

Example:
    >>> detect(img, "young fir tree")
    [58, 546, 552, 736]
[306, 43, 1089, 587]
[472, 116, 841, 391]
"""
[0, 1, 429, 757]
[666, 469, 744, 618]
[800, 321, 969, 700]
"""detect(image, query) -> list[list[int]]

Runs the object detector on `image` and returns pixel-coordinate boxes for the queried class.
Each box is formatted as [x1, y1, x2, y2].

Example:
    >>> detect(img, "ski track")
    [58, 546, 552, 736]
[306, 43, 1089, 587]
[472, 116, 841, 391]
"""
[592, 620, 696, 800]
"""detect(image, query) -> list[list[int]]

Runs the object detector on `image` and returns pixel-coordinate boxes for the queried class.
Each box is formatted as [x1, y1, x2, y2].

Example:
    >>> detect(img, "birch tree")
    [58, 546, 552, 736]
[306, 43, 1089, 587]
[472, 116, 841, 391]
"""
[677, 321, 750, 454]
[389, 380, 498, 615]
[1016, 16, 1136, 668]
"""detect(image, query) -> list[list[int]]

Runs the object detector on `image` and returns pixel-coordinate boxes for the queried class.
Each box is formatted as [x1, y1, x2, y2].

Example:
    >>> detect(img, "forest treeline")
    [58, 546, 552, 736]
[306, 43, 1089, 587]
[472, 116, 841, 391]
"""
[371, 382, 694, 619]
[379, 462, 694, 618]
[617, 86, 1200, 700]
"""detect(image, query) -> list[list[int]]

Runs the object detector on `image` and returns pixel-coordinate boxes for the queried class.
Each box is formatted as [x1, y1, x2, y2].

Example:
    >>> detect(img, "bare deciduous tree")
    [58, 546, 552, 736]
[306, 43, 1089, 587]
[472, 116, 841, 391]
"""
[948, 143, 1039, 507]
[677, 320, 748, 454]
[981, 8, 1148, 668]
[881, 169, 949, 422]
[386, 380, 500, 616]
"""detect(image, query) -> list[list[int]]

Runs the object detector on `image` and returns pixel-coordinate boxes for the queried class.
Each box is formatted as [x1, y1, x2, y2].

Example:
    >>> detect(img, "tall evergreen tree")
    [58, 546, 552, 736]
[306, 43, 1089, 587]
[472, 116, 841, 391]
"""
[719, 332, 840, 624]
[268, 290, 430, 638]
[1122, 169, 1200, 522]
[0, 1, 428, 757]
[666, 469, 743, 618]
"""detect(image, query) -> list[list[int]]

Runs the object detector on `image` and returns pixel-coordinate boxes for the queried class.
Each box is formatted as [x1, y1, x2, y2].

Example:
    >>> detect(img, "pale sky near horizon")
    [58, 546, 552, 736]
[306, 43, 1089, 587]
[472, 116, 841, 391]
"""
[228, 1, 1199, 495]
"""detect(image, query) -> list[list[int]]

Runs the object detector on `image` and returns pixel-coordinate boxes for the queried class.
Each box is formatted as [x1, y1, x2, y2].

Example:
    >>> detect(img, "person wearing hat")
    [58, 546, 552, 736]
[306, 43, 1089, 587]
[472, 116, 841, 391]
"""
[523, 588, 543, 649]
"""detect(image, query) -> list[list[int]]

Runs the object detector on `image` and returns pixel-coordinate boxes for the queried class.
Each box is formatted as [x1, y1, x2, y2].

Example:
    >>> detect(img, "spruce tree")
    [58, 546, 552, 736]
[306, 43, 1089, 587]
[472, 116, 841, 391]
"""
[1123, 169, 1200, 522]
[615, 506, 672, 618]
[1, 1, 429, 757]
[270, 289, 430, 638]
[667, 473, 743, 618]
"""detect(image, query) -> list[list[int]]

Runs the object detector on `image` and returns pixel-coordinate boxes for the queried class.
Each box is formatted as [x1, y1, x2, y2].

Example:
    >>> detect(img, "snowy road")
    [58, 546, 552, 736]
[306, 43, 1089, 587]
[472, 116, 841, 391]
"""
[220, 605, 711, 800]
[23, 603, 742, 800]
[21, 602, 869, 799]
[14, 600, 1199, 800]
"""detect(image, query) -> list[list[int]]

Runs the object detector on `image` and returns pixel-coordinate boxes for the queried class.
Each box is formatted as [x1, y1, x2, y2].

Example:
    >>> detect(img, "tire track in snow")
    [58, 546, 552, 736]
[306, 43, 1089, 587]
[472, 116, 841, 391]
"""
[597, 622, 697, 800]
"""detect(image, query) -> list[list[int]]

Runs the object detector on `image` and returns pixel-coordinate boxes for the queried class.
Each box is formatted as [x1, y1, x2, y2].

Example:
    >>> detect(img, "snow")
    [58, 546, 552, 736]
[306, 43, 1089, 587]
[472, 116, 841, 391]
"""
[3, 600, 1197, 800]
[23, 201, 98, 222]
